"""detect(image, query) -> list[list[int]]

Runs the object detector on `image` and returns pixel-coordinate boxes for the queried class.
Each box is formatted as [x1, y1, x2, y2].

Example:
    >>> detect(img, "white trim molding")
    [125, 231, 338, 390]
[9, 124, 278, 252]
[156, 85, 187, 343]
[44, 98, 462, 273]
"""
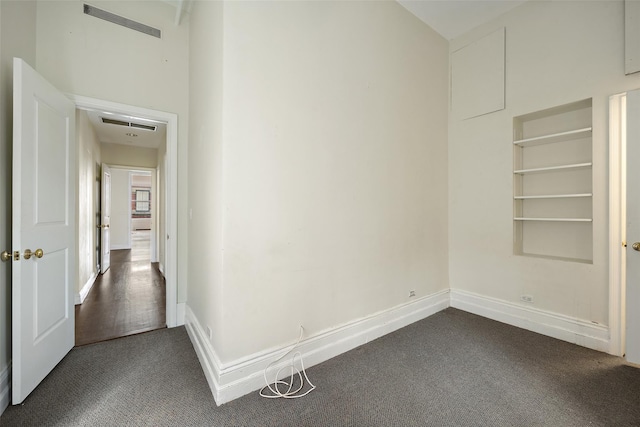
[176, 302, 186, 326]
[0, 362, 11, 415]
[75, 272, 97, 305]
[450, 289, 609, 353]
[109, 244, 130, 251]
[185, 289, 450, 405]
[609, 92, 627, 357]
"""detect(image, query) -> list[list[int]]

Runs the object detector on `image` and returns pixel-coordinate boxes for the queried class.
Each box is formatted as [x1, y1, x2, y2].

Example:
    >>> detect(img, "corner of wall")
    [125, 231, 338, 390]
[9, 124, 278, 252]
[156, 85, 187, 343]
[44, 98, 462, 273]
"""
[184, 289, 450, 405]
[450, 289, 610, 353]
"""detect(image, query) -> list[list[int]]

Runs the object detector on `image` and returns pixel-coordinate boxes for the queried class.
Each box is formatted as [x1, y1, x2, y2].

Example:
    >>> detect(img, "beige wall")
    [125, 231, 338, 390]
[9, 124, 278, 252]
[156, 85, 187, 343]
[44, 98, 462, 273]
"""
[0, 0, 37, 404]
[76, 110, 101, 298]
[188, 0, 225, 353]
[35, 0, 189, 303]
[188, 0, 449, 362]
[101, 143, 158, 169]
[449, 1, 640, 325]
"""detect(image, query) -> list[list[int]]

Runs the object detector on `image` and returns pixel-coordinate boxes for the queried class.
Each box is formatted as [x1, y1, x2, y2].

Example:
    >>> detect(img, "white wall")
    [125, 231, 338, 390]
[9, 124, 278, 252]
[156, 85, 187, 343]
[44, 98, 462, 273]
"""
[188, 0, 225, 354]
[35, 0, 189, 303]
[109, 168, 132, 250]
[76, 109, 101, 297]
[449, 1, 640, 327]
[188, 0, 449, 363]
[0, 0, 37, 410]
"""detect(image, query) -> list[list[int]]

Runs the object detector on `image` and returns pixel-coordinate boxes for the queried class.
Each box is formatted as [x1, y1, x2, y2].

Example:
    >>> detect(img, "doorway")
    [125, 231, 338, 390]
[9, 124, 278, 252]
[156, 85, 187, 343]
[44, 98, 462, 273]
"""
[76, 166, 164, 346]
[609, 89, 640, 363]
[71, 95, 179, 337]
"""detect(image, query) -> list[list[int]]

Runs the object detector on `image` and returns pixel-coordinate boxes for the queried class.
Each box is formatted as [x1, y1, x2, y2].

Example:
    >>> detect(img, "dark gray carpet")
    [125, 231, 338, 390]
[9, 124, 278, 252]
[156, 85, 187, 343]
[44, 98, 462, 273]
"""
[2, 308, 640, 426]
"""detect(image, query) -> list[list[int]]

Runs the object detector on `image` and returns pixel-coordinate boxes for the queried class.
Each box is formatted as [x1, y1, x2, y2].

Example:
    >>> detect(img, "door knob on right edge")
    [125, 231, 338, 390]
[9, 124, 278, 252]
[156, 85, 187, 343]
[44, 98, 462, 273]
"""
[633, 242, 640, 252]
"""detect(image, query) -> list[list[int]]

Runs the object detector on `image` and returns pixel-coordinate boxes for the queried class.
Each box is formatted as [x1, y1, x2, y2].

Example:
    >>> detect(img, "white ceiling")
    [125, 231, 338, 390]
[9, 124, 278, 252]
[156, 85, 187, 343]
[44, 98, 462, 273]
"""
[161, 0, 525, 41]
[85, 109, 167, 150]
[396, 0, 527, 40]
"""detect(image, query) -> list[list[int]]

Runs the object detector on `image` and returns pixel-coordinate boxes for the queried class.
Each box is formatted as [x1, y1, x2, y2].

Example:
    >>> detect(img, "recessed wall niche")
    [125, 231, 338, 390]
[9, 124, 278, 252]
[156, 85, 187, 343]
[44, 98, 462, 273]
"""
[513, 99, 593, 263]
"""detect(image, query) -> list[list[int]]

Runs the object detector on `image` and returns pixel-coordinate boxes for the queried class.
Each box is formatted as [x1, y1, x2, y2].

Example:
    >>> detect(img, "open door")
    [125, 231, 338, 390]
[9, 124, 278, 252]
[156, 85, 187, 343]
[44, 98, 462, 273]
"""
[100, 163, 111, 274]
[12, 58, 76, 403]
[627, 89, 640, 364]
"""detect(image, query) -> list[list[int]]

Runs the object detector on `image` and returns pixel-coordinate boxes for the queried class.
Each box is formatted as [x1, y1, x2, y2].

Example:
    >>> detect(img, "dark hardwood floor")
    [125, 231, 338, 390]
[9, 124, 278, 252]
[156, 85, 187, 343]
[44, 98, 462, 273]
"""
[75, 230, 166, 346]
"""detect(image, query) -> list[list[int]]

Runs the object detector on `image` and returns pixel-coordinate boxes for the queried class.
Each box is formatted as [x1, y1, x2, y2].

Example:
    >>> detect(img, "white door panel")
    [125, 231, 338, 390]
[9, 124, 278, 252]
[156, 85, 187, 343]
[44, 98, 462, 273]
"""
[101, 163, 111, 274]
[627, 89, 640, 364]
[12, 58, 76, 404]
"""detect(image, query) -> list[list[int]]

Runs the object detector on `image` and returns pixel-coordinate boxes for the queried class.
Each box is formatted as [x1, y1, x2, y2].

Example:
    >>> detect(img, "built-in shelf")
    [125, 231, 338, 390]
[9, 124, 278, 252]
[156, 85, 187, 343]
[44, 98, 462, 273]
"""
[514, 217, 592, 222]
[514, 193, 592, 200]
[513, 127, 592, 147]
[514, 162, 592, 175]
[513, 98, 593, 263]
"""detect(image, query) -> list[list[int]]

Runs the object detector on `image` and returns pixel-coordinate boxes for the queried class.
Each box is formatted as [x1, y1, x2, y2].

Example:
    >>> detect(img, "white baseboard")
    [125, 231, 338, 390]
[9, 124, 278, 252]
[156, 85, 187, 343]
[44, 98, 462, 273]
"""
[184, 307, 224, 404]
[110, 244, 129, 250]
[450, 289, 609, 353]
[75, 272, 97, 305]
[176, 302, 185, 326]
[185, 289, 450, 405]
[0, 362, 11, 415]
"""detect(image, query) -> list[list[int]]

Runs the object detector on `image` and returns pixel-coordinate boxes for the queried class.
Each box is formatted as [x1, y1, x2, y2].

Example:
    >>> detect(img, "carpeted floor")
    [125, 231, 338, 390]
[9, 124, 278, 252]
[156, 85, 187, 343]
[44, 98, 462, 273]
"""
[2, 308, 640, 426]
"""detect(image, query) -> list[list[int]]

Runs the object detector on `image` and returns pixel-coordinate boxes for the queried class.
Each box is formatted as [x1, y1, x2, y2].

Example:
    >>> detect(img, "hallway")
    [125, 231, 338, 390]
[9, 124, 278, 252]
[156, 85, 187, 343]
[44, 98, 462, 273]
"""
[75, 230, 166, 346]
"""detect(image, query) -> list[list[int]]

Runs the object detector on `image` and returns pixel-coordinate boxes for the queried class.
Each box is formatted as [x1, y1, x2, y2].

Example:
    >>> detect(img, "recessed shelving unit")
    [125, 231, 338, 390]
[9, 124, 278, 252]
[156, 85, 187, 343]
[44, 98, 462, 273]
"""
[513, 99, 593, 263]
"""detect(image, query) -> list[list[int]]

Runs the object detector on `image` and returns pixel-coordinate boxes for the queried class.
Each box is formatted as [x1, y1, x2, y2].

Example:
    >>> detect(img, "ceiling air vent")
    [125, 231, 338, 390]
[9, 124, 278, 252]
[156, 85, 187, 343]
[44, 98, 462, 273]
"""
[130, 122, 157, 131]
[83, 4, 161, 39]
[101, 117, 157, 132]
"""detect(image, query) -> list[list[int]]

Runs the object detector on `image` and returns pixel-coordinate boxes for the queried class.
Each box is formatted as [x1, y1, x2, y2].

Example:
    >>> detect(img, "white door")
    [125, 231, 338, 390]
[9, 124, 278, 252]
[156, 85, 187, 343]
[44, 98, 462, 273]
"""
[12, 58, 76, 404]
[100, 163, 111, 274]
[626, 89, 640, 364]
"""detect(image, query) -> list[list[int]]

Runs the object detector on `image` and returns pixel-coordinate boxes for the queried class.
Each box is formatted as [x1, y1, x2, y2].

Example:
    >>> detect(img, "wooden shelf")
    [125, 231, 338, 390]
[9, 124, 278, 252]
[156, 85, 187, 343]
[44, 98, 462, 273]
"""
[513, 127, 592, 147]
[514, 217, 592, 222]
[514, 163, 592, 175]
[514, 193, 592, 200]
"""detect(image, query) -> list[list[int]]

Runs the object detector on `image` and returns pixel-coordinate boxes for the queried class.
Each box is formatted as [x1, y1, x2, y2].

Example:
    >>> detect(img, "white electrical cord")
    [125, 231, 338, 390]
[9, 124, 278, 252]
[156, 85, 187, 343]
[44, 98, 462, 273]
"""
[259, 326, 316, 399]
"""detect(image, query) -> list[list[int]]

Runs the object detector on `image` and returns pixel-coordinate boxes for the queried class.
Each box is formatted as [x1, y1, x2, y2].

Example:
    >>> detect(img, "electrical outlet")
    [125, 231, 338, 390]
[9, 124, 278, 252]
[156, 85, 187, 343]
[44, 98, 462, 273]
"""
[520, 295, 534, 303]
[409, 290, 416, 297]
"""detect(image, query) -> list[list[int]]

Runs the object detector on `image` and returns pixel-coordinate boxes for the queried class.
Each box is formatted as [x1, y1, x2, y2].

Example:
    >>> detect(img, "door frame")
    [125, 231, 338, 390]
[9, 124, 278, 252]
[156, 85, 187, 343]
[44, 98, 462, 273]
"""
[609, 92, 626, 357]
[71, 95, 179, 328]
[129, 168, 156, 262]
[111, 167, 157, 256]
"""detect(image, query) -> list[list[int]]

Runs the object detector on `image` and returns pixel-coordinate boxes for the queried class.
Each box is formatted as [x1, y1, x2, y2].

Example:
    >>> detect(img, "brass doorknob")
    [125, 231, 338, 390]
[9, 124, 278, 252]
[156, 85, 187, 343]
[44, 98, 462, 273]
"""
[24, 249, 44, 260]
[633, 242, 640, 252]
[1, 251, 9, 262]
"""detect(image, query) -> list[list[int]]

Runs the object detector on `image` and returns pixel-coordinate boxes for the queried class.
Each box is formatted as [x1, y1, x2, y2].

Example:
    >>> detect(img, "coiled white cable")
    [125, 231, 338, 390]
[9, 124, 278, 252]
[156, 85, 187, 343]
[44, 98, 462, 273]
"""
[259, 326, 316, 399]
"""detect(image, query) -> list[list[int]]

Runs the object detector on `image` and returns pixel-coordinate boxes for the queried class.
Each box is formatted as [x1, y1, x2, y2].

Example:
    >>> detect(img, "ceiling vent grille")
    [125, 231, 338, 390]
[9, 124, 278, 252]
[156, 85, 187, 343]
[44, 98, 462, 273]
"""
[83, 4, 161, 39]
[101, 117, 157, 132]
